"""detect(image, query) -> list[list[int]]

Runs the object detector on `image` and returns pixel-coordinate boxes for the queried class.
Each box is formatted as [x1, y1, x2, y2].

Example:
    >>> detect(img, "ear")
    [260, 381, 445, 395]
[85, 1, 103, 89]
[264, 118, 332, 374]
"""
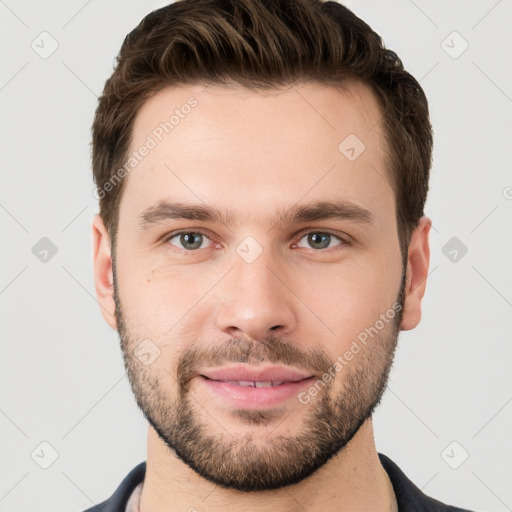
[91, 214, 117, 330]
[400, 217, 431, 331]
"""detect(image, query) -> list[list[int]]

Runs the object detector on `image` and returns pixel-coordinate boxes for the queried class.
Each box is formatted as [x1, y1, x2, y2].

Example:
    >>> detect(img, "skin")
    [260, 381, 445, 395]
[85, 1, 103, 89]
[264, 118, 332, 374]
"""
[92, 81, 430, 512]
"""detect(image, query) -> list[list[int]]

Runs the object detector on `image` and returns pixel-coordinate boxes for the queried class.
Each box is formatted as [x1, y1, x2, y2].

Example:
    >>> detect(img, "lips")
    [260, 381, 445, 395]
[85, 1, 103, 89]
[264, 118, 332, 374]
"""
[198, 366, 317, 408]
[199, 365, 314, 384]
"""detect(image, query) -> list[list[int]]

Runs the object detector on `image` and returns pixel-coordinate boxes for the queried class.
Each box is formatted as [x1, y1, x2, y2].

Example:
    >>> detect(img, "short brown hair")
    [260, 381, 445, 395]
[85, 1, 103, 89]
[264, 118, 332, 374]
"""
[92, 0, 433, 257]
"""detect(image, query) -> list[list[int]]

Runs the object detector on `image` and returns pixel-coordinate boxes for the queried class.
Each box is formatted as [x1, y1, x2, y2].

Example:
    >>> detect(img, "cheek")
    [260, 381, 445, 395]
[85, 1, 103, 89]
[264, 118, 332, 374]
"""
[116, 255, 215, 347]
[299, 259, 400, 340]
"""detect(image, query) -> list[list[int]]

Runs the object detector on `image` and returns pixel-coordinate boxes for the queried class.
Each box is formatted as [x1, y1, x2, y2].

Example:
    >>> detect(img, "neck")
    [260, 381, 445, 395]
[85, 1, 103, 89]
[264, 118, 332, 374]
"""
[139, 418, 397, 512]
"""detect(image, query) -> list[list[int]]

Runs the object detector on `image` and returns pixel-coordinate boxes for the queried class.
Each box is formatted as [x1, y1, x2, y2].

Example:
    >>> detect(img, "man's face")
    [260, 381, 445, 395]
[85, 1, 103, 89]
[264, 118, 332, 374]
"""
[109, 82, 408, 491]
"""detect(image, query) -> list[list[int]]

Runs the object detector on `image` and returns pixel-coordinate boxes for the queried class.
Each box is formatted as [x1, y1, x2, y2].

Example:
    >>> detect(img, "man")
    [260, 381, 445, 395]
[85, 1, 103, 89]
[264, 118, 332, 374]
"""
[87, 0, 474, 510]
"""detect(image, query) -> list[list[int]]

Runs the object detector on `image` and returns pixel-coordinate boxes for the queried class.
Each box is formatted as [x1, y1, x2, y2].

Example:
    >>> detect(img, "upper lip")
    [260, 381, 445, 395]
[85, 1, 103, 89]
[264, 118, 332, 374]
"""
[199, 365, 314, 382]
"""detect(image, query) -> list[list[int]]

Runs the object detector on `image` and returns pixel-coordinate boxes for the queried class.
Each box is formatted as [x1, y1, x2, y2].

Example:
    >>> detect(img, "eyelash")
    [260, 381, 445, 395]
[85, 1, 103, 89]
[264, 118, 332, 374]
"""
[161, 228, 349, 253]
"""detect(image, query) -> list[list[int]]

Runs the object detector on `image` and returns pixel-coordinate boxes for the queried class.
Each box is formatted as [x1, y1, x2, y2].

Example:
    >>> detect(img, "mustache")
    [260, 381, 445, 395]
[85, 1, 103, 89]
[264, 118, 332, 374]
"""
[176, 335, 333, 388]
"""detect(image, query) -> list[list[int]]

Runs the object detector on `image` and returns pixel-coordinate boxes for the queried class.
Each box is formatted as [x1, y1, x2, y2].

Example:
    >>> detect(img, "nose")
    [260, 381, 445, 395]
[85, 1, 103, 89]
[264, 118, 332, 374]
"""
[215, 249, 297, 341]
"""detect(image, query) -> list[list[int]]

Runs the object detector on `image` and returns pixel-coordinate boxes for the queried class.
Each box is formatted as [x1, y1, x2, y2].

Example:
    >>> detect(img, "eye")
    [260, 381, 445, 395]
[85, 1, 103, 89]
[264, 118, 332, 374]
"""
[295, 230, 346, 250]
[162, 229, 348, 253]
[164, 230, 213, 251]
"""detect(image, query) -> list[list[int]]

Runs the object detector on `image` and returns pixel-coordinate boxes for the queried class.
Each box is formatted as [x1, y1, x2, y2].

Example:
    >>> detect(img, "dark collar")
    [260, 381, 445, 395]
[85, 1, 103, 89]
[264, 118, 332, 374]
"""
[378, 453, 474, 511]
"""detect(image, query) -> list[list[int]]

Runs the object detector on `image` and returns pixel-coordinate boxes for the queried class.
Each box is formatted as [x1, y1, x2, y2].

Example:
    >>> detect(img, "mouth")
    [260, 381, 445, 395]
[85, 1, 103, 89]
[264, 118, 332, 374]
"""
[196, 365, 316, 409]
[198, 364, 315, 383]
[201, 377, 294, 388]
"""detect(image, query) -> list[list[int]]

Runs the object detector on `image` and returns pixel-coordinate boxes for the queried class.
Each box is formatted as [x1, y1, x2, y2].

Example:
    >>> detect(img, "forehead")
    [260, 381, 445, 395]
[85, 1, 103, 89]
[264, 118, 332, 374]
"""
[119, 81, 393, 227]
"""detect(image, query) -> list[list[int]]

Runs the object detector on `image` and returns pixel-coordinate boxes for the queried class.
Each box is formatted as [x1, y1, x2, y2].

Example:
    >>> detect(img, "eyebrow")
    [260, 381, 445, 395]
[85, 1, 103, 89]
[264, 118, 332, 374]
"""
[137, 199, 374, 231]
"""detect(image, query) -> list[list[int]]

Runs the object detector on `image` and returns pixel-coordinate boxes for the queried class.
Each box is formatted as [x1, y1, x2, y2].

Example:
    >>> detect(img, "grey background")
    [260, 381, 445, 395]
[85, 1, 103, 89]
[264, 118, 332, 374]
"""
[1, 0, 511, 511]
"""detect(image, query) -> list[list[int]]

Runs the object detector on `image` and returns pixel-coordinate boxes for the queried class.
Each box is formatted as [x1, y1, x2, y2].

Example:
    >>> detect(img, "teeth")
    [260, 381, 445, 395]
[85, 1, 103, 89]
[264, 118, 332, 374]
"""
[237, 380, 256, 387]
[223, 380, 286, 387]
[258, 381, 286, 387]
[255, 381, 273, 388]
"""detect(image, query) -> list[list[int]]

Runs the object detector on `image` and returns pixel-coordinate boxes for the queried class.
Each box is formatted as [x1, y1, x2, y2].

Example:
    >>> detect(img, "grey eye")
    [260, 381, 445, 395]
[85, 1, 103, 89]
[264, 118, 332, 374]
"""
[169, 232, 209, 250]
[297, 232, 342, 250]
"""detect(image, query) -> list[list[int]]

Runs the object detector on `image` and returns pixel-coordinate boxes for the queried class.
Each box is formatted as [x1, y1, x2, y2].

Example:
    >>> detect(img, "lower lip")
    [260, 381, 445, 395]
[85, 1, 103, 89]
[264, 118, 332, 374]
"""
[198, 376, 316, 408]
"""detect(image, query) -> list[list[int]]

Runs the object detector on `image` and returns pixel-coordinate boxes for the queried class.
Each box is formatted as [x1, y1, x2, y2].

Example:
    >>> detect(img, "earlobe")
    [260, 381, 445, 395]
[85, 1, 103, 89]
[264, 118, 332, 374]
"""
[91, 214, 117, 330]
[400, 217, 431, 331]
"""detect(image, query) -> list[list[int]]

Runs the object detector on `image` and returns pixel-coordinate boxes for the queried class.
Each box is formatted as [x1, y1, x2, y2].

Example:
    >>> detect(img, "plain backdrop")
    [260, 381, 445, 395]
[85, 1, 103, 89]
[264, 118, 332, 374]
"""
[1, 1, 511, 511]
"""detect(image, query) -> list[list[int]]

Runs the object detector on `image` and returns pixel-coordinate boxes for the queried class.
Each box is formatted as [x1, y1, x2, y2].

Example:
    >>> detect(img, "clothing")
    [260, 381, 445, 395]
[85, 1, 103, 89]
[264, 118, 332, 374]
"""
[82, 453, 474, 512]
[125, 482, 142, 512]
